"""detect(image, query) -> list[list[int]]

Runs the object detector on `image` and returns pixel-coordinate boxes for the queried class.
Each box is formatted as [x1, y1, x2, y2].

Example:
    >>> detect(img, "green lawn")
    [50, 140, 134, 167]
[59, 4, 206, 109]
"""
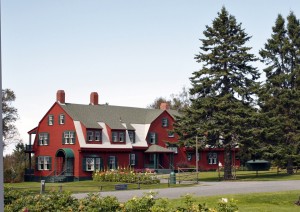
[175, 169, 300, 182]
[6, 170, 300, 194]
[170, 190, 300, 212]
[5, 180, 189, 194]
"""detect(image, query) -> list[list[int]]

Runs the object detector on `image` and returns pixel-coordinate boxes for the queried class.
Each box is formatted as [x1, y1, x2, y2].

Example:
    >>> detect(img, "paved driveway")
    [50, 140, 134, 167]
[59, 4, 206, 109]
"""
[73, 180, 300, 202]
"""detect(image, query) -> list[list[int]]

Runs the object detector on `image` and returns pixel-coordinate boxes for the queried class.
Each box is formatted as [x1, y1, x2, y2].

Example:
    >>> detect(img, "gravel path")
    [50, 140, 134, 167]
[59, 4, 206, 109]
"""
[73, 180, 300, 202]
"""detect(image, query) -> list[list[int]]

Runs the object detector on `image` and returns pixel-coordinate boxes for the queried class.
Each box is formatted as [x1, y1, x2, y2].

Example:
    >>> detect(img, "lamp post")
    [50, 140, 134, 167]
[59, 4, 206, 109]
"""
[196, 135, 199, 183]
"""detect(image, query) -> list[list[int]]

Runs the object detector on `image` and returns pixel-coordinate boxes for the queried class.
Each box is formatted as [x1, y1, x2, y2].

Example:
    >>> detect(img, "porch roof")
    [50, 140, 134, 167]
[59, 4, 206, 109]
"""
[57, 148, 75, 158]
[145, 144, 174, 153]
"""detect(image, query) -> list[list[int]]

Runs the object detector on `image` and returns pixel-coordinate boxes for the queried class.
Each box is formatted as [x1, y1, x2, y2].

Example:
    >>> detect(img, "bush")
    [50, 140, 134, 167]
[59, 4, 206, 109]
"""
[93, 168, 159, 184]
[4, 186, 238, 212]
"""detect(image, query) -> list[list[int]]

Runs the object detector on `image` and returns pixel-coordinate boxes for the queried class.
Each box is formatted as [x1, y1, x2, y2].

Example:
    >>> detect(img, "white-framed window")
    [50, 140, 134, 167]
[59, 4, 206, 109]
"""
[112, 132, 118, 142]
[95, 158, 101, 170]
[129, 153, 136, 166]
[95, 131, 101, 141]
[48, 115, 54, 126]
[128, 131, 135, 143]
[59, 114, 65, 125]
[38, 133, 49, 145]
[87, 131, 94, 141]
[86, 158, 95, 171]
[119, 132, 124, 142]
[109, 156, 117, 169]
[63, 131, 75, 144]
[84, 157, 102, 171]
[208, 152, 218, 164]
[149, 132, 157, 144]
[162, 118, 168, 127]
[37, 156, 51, 170]
[112, 131, 125, 143]
[168, 147, 178, 154]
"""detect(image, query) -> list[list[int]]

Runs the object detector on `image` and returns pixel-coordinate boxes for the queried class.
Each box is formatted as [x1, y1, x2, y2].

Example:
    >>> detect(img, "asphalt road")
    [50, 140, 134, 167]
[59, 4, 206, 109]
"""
[73, 180, 300, 202]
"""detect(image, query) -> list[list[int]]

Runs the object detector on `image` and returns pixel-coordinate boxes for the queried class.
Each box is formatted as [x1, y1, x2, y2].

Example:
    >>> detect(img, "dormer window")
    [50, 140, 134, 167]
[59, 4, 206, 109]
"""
[59, 114, 65, 125]
[162, 118, 168, 127]
[128, 131, 135, 143]
[112, 131, 125, 143]
[48, 115, 54, 126]
[87, 129, 102, 142]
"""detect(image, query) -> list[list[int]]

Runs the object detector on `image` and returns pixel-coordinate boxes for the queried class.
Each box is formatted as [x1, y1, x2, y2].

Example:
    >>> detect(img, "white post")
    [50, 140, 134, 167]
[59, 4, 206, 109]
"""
[0, 0, 4, 210]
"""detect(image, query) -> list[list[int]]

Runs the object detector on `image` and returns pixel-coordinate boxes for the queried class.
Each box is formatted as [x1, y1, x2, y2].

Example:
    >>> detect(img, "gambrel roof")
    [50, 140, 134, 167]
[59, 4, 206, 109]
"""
[60, 103, 180, 130]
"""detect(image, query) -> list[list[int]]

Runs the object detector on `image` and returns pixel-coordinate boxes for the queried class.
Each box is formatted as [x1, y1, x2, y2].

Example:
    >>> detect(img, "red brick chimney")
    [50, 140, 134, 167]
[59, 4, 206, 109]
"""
[160, 102, 170, 110]
[56, 90, 65, 104]
[90, 92, 99, 105]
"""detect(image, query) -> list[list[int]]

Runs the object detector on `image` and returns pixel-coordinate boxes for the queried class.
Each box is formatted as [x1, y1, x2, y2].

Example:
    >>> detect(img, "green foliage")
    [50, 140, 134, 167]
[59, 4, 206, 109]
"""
[174, 6, 260, 180]
[2, 88, 19, 144]
[259, 12, 300, 174]
[123, 191, 157, 211]
[78, 193, 120, 212]
[4, 186, 240, 212]
[93, 168, 160, 184]
[4, 190, 79, 212]
[4, 142, 28, 182]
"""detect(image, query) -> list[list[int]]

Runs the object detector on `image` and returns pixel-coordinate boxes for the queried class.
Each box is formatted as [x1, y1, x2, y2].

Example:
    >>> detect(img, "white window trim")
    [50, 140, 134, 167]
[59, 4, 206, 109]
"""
[59, 114, 65, 125]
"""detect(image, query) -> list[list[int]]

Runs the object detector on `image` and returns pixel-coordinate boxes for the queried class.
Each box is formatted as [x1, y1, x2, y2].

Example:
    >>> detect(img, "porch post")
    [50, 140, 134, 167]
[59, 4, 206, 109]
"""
[153, 153, 157, 169]
[28, 134, 32, 170]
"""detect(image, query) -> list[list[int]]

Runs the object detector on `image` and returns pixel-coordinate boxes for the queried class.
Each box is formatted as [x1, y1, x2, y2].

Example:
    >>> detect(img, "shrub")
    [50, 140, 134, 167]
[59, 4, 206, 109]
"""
[93, 168, 159, 184]
[78, 193, 120, 211]
[123, 191, 157, 211]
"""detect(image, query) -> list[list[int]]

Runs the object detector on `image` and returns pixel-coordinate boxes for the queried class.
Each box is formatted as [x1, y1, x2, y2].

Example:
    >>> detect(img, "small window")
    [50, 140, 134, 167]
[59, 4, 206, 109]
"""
[162, 118, 168, 127]
[111, 131, 125, 143]
[84, 157, 102, 171]
[128, 131, 135, 143]
[38, 133, 49, 145]
[48, 115, 54, 126]
[59, 114, 65, 125]
[187, 152, 192, 161]
[208, 152, 218, 164]
[95, 131, 101, 141]
[108, 156, 117, 170]
[168, 131, 175, 138]
[112, 132, 118, 142]
[37, 156, 51, 170]
[149, 132, 157, 144]
[129, 153, 136, 165]
[87, 131, 94, 141]
[63, 131, 75, 144]
[119, 132, 125, 142]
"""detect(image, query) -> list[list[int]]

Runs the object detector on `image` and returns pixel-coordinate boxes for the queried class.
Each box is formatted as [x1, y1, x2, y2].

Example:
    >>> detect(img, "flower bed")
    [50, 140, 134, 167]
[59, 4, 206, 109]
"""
[93, 168, 160, 184]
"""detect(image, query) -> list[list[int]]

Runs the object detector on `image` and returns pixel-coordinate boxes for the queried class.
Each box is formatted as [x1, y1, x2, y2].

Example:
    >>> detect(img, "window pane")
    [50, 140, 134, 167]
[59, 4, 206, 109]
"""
[119, 132, 124, 142]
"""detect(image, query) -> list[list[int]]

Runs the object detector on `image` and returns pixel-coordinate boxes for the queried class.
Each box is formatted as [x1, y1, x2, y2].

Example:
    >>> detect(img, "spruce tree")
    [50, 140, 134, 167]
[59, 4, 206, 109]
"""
[174, 7, 259, 180]
[259, 12, 300, 174]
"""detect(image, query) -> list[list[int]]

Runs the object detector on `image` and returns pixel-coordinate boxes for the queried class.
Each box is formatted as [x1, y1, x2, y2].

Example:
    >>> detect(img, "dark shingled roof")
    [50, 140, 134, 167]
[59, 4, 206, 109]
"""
[60, 103, 180, 130]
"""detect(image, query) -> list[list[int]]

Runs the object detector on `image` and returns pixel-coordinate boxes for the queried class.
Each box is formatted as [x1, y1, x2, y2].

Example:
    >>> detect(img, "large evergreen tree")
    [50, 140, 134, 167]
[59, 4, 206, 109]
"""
[259, 12, 300, 174]
[174, 7, 260, 180]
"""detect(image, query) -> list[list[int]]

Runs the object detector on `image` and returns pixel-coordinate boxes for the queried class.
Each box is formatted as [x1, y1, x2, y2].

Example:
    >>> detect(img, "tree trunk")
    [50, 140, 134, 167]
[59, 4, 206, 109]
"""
[223, 146, 233, 180]
[286, 157, 294, 175]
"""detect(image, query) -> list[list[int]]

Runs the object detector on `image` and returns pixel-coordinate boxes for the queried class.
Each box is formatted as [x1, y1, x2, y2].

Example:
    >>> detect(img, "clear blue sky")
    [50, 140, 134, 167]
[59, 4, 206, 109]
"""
[2, 0, 300, 153]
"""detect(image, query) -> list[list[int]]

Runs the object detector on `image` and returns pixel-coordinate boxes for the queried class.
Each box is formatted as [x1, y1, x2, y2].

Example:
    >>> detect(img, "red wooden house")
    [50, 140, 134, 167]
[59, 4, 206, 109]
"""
[24, 90, 239, 182]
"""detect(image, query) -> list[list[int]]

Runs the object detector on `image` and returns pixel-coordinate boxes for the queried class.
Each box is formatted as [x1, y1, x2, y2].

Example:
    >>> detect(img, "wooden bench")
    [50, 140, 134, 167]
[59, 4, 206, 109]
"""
[115, 184, 128, 190]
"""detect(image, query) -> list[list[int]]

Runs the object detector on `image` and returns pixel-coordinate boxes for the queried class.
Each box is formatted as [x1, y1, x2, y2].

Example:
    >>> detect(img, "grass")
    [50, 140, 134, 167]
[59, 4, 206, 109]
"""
[169, 190, 300, 212]
[6, 169, 300, 193]
[173, 169, 300, 182]
[5, 180, 189, 194]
